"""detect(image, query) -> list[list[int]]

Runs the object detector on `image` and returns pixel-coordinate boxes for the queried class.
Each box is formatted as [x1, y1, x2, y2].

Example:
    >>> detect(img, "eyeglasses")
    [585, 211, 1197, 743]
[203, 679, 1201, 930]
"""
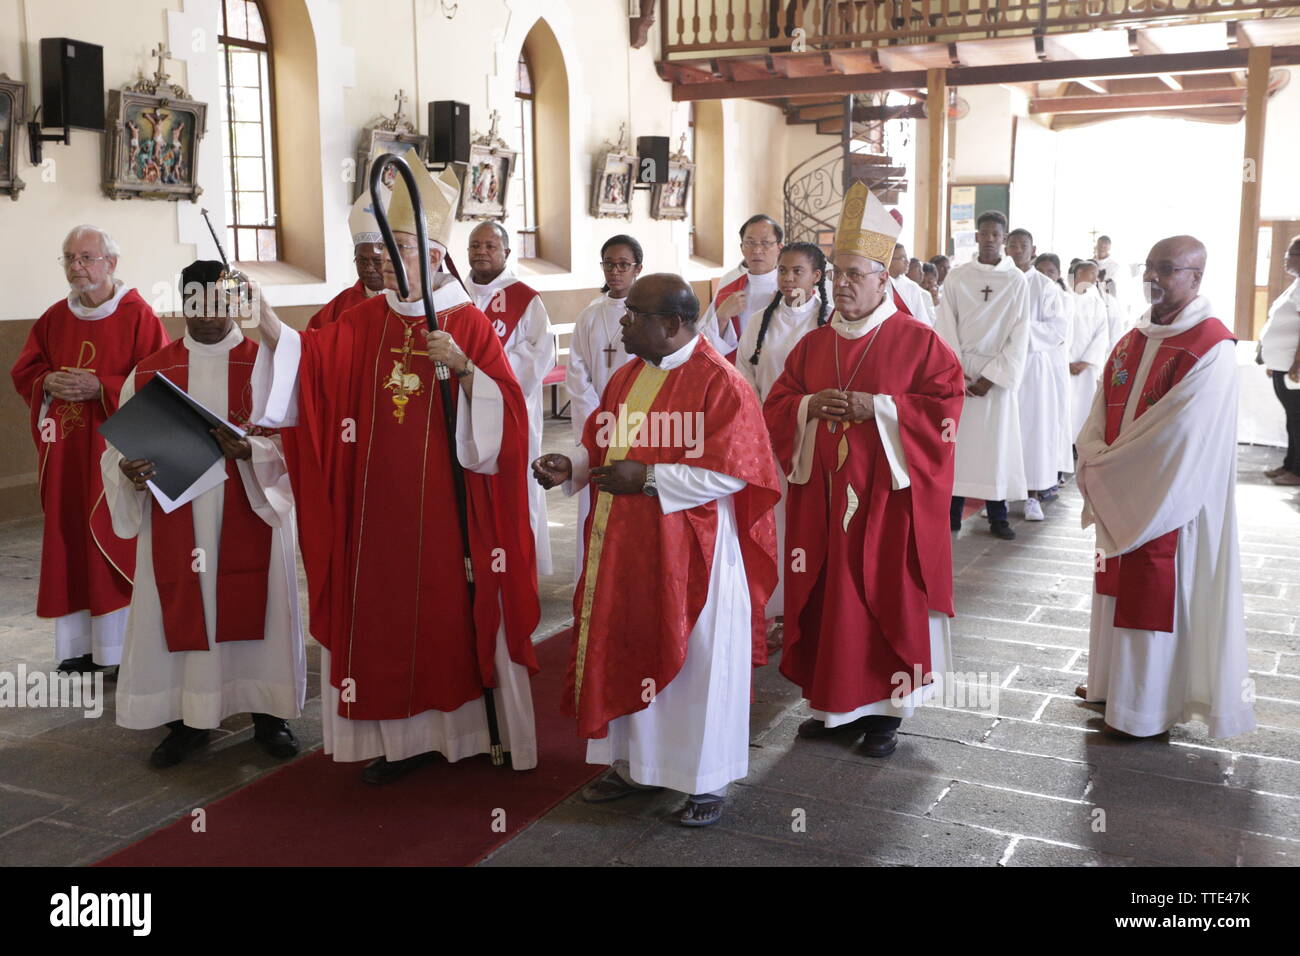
[393, 243, 421, 254]
[741, 239, 778, 251]
[59, 254, 110, 267]
[600, 260, 637, 272]
[1143, 262, 1199, 278]
[624, 307, 677, 322]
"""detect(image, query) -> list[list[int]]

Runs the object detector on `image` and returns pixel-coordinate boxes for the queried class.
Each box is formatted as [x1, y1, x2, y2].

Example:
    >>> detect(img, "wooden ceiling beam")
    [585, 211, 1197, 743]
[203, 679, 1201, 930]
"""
[1030, 87, 1246, 115]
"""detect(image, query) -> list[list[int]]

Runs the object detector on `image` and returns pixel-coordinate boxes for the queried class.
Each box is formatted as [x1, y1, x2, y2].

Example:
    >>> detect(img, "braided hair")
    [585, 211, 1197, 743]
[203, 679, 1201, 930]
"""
[749, 242, 829, 366]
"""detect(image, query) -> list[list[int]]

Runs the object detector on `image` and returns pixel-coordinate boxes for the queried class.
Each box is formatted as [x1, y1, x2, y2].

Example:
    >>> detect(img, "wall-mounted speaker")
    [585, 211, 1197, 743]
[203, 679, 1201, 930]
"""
[40, 38, 104, 132]
[636, 135, 670, 185]
[429, 100, 470, 165]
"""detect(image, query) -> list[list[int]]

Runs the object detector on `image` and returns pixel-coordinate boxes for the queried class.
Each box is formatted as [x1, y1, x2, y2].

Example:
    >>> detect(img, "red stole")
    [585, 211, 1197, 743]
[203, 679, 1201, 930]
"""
[712, 274, 748, 363]
[307, 280, 370, 331]
[1094, 316, 1235, 632]
[133, 338, 273, 652]
[764, 313, 964, 712]
[891, 285, 913, 317]
[568, 336, 779, 738]
[480, 279, 539, 346]
[9, 290, 169, 618]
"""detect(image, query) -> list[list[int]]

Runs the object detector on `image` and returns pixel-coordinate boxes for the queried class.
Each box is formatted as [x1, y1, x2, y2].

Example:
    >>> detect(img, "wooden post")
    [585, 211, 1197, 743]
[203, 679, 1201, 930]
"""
[925, 68, 949, 259]
[1235, 45, 1271, 339]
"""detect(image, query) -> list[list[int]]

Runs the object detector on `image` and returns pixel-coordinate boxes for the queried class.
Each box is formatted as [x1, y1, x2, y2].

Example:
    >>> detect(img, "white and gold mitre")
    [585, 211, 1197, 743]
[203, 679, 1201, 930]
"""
[348, 191, 383, 245]
[833, 181, 901, 268]
[386, 159, 461, 248]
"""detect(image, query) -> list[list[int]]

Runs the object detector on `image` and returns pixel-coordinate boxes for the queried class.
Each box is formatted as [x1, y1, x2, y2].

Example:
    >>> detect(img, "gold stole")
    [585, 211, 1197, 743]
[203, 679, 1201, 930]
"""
[572, 361, 670, 709]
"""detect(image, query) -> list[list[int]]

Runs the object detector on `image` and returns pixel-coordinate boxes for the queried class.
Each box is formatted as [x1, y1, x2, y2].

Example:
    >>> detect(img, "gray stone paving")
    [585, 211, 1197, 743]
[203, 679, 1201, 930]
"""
[1, 431, 1297, 866]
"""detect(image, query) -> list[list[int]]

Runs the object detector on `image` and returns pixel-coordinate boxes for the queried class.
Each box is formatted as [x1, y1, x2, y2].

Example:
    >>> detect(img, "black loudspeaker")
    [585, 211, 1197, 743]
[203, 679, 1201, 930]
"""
[40, 38, 104, 131]
[429, 100, 470, 165]
[636, 135, 670, 185]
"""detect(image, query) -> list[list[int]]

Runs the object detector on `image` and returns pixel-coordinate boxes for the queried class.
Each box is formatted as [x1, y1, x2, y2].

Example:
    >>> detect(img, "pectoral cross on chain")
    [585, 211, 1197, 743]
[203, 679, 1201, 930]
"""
[980, 286, 993, 302]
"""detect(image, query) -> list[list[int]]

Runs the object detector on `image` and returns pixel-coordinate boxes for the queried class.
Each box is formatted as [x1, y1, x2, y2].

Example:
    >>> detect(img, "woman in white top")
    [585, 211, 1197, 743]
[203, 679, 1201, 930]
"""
[1258, 234, 1300, 484]
[1066, 259, 1110, 442]
[736, 242, 833, 646]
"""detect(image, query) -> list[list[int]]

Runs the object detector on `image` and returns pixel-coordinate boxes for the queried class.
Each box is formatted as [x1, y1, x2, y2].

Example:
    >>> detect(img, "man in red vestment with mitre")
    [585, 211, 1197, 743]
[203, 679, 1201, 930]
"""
[764, 183, 965, 758]
[10, 224, 169, 673]
[251, 159, 541, 784]
[533, 273, 780, 827]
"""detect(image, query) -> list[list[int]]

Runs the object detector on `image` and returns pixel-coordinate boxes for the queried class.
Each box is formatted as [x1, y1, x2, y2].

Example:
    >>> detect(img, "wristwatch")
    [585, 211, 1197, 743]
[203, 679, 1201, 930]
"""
[455, 358, 475, 379]
[642, 464, 658, 497]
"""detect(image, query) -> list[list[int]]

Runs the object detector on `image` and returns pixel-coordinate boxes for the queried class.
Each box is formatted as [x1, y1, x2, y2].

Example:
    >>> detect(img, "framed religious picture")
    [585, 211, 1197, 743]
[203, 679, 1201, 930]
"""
[650, 135, 694, 221]
[353, 91, 428, 201]
[590, 124, 634, 220]
[102, 65, 207, 202]
[457, 110, 516, 222]
[0, 74, 25, 200]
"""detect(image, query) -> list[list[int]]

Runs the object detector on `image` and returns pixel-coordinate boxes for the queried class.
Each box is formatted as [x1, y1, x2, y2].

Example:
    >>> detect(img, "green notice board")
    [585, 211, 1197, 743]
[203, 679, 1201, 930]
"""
[948, 183, 1010, 257]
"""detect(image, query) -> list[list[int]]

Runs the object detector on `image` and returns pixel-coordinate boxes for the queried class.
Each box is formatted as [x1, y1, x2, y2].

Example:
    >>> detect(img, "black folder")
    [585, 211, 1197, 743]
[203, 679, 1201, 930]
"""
[98, 373, 246, 501]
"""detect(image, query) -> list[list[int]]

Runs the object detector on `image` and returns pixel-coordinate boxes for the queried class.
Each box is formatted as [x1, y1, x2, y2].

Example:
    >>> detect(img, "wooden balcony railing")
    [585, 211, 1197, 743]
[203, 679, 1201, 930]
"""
[660, 0, 1300, 56]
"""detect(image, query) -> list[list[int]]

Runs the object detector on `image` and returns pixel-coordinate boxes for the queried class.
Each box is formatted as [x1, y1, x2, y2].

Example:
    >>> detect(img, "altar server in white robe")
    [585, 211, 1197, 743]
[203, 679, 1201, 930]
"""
[935, 211, 1031, 540]
[1067, 260, 1111, 441]
[103, 261, 305, 767]
[1007, 228, 1072, 519]
[465, 221, 556, 576]
[533, 273, 780, 828]
[700, 214, 782, 359]
[1076, 235, 1254, 739]
[736, 241, 832, 633]
[565, 235, 643, 576]
[889, 242, 936, 324]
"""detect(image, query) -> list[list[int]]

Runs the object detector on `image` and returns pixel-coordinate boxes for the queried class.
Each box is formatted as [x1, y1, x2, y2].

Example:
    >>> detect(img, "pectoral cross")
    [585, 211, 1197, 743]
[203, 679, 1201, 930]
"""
[385, 323, 429, 423]
[602, 341, 618, 368]
[980, 286, 993, 301]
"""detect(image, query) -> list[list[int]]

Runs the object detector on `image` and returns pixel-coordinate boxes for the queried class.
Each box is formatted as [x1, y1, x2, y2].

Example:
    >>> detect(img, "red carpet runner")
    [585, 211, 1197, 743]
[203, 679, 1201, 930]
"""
[97, 629, 594, 867]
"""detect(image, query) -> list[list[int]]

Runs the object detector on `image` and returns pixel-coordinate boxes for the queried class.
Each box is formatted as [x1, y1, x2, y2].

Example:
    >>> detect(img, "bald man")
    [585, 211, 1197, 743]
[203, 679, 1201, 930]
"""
[533, 273, 779, 827]
[1075, 236, 1254, 740]
[465, 221, 556, 576]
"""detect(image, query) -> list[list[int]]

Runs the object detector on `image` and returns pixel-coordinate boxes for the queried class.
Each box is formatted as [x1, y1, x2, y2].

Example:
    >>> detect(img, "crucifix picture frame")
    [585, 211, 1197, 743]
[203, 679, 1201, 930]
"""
[591, 124, 635, 220]
[456, 110, 516, 222]
[354, 91, 428, 201]
[0, 73, 25, 200]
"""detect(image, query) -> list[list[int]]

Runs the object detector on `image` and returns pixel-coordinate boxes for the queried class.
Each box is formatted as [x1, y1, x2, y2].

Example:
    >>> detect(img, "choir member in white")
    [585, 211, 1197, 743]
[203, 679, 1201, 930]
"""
[1007, 228, 1072, 520]
[102, 261, 305, 767]
[701, 214, 783, 356]
[736, 241, 832, 638]
[1076, 236, 1254, 739]
[465, 222, 556, 575]
[889, 242, 936, 324]
[935, 211, 1031, 540]
[1067, 260, 1110, 441]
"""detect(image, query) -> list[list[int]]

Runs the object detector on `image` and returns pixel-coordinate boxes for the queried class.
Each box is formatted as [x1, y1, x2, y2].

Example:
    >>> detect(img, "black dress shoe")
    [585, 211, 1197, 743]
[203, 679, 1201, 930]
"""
[797, 715, 873, 738]
[56, 653, 97, 673]
[859, 715, 902, 758]
[150, 722, 212, 768]
[361, 752, 437, 785]
[950, 515, 962, 532]
[251, 713, 298, 759]
[990, 520, 1016, 540]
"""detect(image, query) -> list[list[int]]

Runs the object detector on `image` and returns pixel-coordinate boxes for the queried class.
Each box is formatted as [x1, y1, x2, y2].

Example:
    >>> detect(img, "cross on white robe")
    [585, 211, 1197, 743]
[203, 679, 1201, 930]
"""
[101, 326, 306, 730]
[467, 269, 556, 577]
[250, 281, 538, 769]
[1017, 267, 1074, 489]
[1068, 286, 1110, 441]
[1076, 296, 1255, 739]
[935, 254, 1031, 501]
[565, 291, 637, 580]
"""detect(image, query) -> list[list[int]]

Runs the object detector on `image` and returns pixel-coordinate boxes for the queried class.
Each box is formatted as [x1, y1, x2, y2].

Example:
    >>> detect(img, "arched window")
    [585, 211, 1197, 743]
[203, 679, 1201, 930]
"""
[218, 0, 279, 262]
[509, 51, 539, 259]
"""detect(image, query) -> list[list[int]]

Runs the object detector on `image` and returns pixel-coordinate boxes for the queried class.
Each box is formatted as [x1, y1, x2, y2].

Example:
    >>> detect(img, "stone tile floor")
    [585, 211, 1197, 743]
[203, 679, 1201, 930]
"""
[1, 427, 1297, 866]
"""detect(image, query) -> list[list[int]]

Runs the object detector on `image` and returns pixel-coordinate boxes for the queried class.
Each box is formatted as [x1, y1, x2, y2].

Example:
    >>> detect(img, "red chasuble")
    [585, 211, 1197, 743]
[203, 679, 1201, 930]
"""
[480, 280, 539, 345]
[306, 280, 370, 331]
[764, 312, 964, 714]
[132, 338, 273, 652]
[286, 293, 540, 721]
[1093, 316, 1235, 632]
[10, 290, 169, 618]
[567, 336, 780, 739]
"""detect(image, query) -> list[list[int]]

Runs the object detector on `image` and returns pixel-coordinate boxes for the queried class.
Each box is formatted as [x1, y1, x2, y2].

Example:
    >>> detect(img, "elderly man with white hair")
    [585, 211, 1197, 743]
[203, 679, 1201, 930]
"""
[10, 225, 169, 673]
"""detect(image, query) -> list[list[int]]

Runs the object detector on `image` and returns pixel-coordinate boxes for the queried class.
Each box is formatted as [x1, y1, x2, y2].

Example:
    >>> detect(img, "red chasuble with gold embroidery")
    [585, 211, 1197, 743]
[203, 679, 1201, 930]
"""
[285, 293, 539, 721]
[764, 312, 964, 713]
[566, 336, 780, 739]
[10, 290, 169, 618]
[306, 280, 370, 331]
[1093, 316, 1235, 632]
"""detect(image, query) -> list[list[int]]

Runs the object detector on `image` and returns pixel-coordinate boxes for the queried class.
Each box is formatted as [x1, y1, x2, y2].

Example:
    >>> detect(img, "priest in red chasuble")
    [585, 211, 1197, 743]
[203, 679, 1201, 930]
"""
[10, 225, 169, 673]
[251, 160, 541, 784]
[533, 273, 779, 827]
[306, 192, 388, 331]
[764, 183, 965, 758]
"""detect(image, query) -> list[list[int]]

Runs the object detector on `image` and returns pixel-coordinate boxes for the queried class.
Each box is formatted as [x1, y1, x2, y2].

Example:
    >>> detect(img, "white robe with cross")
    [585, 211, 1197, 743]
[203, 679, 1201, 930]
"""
[935, 255, 1031, 501]
[1017, 266, 1074, 489]
[1076, 296, 1254, 739]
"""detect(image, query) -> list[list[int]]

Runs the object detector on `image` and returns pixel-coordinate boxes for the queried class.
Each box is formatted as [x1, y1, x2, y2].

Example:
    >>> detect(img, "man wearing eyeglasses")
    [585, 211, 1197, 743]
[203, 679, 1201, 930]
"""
[305, 193, 389, 331]
[464, 221, 556, 577]
[11, 225, 169, 674]
[1074, 235, 1254, 741]
[700, 214, 784, 362]
[532, 273, 780, 827]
